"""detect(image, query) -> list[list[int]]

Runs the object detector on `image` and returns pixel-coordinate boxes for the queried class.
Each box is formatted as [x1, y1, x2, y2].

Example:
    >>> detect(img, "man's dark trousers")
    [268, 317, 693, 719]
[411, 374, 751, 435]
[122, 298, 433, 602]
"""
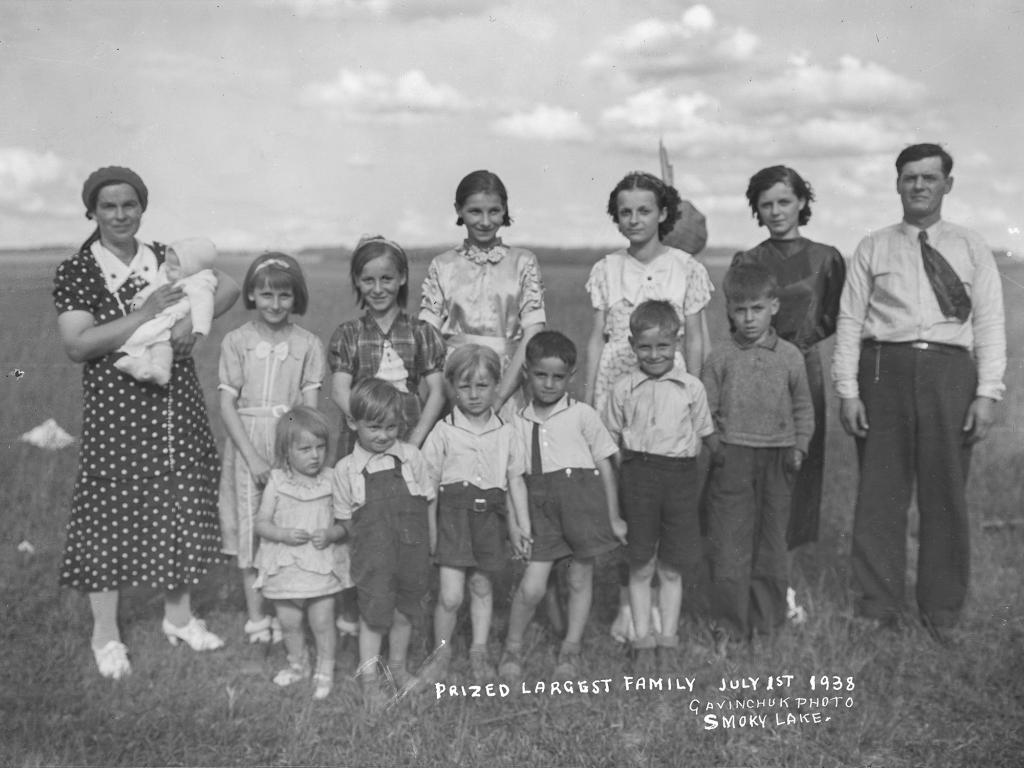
[852, 341, 976, 627]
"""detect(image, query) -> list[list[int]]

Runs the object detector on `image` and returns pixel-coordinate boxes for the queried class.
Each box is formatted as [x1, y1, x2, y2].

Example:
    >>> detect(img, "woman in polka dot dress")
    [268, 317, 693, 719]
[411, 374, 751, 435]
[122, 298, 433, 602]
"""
[54, 167, 241, 680]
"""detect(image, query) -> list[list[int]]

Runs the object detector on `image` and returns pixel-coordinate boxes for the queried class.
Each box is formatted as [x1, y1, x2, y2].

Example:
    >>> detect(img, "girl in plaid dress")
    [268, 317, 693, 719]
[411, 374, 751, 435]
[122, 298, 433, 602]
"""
[329, 236, 447, 456]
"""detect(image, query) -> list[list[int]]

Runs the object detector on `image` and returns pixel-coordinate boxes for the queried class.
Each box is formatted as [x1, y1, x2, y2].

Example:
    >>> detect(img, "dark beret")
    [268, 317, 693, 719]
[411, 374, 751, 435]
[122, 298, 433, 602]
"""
[81, 166, 149, 213]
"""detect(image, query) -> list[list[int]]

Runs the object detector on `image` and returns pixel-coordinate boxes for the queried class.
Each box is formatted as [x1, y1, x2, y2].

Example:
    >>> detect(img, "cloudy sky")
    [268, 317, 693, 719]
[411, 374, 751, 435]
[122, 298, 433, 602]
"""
[2, 0, 1022, 255]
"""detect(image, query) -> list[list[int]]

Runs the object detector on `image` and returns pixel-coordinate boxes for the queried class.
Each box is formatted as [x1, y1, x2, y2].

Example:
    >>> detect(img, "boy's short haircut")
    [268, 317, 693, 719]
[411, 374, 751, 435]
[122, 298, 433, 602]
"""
[629, 299, 682, 337]
[443, 343, 501, 386]
[723, 263, 778, 304]
[273, 405, 331, 468]
[350, 378, 406, 425]
[525, 330, 577, 368]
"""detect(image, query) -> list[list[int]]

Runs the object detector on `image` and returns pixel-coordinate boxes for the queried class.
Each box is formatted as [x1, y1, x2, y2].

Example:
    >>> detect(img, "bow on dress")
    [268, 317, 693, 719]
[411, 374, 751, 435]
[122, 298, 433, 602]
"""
[254, 340, 289, 362]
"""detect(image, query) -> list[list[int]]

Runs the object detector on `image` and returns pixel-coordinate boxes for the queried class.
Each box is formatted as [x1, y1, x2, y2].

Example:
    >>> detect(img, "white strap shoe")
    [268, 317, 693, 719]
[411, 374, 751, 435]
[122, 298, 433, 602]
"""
[93, 640, 131, 680]
[162, 616, 225, 651]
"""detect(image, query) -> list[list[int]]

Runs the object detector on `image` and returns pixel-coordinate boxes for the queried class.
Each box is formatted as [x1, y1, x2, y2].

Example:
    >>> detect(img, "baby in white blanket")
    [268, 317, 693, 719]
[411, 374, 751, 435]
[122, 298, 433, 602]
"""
[115, 237, 218, 386]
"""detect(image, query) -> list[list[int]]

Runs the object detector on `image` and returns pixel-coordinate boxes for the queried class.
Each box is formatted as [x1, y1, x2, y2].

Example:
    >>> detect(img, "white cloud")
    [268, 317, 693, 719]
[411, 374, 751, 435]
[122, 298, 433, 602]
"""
[301, 68, 472, 119]
[681, 4, 715, 32]
[492, 104, 594, 143]
[0, 147, 67, 215]
[600, 88, 760, 155]
[793, 116, 907, 156]
[602, 88, 716, 131]
[584, 4, 759, 81]
[745, 55, 927, 112]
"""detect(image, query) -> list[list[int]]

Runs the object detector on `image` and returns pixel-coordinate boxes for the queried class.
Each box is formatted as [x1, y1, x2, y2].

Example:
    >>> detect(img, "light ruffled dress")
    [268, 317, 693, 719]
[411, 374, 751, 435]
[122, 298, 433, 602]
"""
[253, 469, 350, 600]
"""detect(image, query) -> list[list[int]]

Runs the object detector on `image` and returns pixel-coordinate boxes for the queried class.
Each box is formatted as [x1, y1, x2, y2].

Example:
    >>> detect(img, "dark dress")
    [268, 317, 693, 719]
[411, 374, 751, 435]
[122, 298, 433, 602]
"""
[54, 242, 222, 591]
[732, 237, 846, 548]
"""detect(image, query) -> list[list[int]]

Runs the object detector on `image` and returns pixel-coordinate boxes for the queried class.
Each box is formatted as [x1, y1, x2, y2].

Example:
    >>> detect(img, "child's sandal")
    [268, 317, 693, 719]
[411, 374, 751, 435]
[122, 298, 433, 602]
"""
[273, 654, 311, 687]
[244, 616, 273, 644]
[312, 672, 333, 700]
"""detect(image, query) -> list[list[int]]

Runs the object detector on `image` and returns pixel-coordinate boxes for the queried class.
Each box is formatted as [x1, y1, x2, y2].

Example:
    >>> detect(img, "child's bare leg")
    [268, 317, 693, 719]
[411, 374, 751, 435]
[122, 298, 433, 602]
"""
[358, 618, 384, 672]
[387, 610, 412, 670]
[628, 556, 657, 643]
[468, 571, 495, 677]
[468, 571, 493, 648]
[505, 561, 553, 647]
[434, 566, 466, 648]
[242, 567, 265, 622]
[275, 600, 307, 664]
[89, 590, 120, 648]
[563, 558, 594, 647]
[655, 562, 683, 641]
[307, 596, 336, 677]
[358, 618, 387, 709]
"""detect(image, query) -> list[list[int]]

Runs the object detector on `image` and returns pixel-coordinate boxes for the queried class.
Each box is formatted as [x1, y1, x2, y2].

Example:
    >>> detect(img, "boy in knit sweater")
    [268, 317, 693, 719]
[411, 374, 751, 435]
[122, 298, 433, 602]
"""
[702, 263, 813, 649]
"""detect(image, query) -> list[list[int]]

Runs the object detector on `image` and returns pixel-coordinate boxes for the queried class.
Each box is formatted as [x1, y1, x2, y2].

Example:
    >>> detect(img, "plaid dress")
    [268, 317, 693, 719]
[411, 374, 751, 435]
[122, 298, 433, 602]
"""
[328, 312, 446, 455]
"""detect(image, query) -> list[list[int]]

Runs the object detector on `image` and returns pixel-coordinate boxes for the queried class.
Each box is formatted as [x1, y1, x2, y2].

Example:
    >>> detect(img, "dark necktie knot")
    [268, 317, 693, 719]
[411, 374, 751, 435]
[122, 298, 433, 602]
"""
[918, 229, 971, 323]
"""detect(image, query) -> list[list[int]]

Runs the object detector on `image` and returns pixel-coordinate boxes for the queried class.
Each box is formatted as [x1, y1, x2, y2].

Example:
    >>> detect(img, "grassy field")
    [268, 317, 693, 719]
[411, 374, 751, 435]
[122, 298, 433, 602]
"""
[2, 245, 1022, 767]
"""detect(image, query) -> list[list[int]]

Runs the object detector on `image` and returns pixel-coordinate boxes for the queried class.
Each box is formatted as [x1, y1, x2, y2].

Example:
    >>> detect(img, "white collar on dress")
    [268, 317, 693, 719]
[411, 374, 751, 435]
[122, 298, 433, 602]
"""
[90, 240, 158, 294]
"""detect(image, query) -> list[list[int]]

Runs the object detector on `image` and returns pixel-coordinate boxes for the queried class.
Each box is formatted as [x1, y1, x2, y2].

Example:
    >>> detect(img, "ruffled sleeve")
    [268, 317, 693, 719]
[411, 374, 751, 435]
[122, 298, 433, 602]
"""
[517, 250, 546, 328]
[682, 259, 714, 316]
[218, 328, 245, 397]
[53, 253, 102, 315]
[301, 330, 326, 392]
[418, 257, 446, 329]
[414, 320, 447, 377]
[585, 257, 609, 311]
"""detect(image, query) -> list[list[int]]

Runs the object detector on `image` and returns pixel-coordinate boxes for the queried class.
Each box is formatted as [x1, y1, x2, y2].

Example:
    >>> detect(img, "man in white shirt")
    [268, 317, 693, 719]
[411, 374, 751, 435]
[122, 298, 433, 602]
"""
[832, 143, 1006, 640]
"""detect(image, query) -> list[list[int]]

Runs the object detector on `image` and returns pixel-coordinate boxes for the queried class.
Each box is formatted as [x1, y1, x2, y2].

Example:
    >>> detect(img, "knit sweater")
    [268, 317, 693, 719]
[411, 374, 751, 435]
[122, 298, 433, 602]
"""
[701, 328, 814, 452]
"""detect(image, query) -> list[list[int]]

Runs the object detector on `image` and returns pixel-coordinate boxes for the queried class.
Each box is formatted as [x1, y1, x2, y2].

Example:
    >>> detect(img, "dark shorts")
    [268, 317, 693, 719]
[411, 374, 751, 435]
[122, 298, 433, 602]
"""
[619, 451, 701, 574]
[526, 468, 618, 562]
[435, 483, 508, 572]
[350, 500, 430, 631]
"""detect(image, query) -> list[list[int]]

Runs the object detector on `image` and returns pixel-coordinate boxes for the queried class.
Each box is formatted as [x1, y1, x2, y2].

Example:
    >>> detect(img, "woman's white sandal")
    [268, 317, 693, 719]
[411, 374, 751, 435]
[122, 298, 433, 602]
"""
[162, 616, 225, 651]
[93, 640, 131, 680]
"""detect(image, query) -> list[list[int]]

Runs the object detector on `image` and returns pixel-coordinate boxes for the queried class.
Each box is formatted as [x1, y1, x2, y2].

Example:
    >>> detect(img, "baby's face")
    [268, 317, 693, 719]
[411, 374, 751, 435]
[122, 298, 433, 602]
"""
[165, 248, 181, 280]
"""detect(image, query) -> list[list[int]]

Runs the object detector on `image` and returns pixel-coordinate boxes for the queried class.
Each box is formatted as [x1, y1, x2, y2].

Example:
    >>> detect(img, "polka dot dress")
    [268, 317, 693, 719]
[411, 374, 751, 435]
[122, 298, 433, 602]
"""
[54, 243, 222, 592]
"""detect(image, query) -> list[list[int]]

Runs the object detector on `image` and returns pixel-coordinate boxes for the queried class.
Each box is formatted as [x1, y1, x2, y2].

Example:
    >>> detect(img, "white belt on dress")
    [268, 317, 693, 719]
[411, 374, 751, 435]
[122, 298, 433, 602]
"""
[237, 404, 290, 418]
